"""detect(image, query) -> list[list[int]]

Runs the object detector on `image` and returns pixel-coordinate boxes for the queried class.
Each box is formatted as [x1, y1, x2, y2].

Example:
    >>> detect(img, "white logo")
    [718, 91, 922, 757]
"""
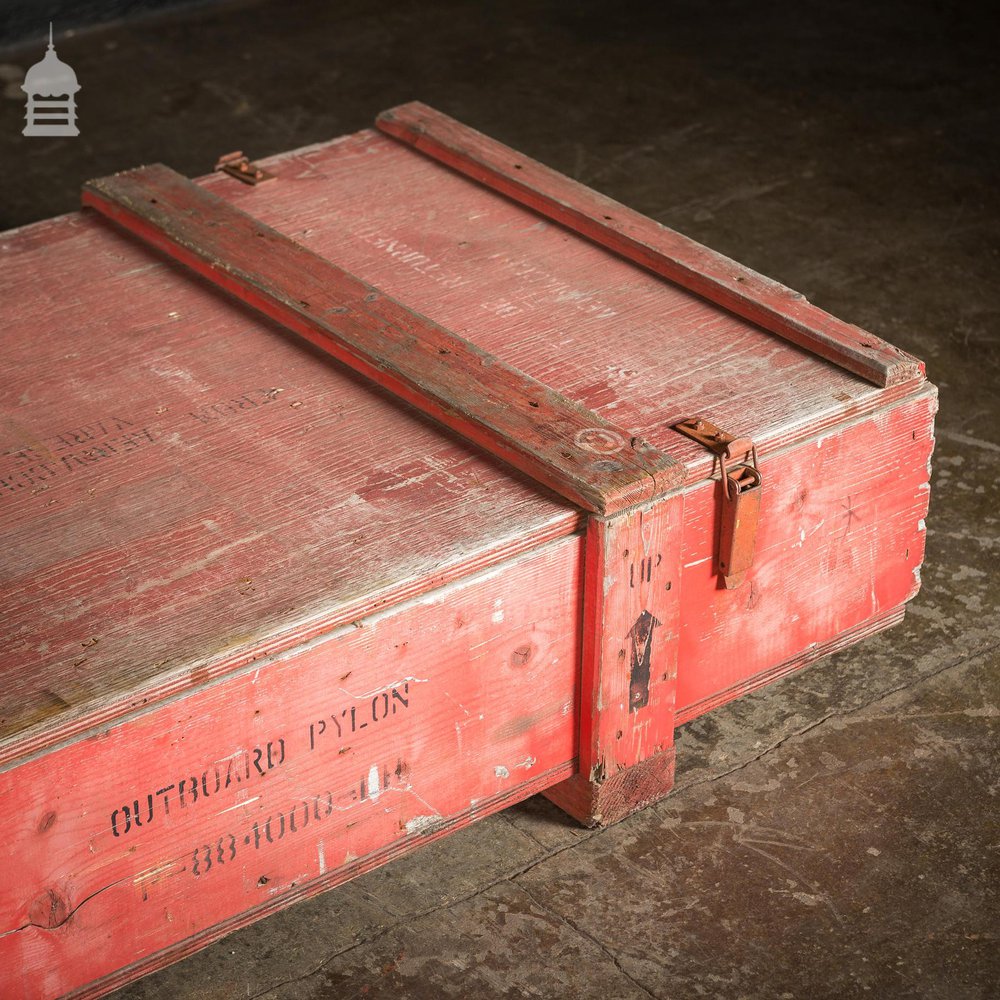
[22, 24, 80, 137]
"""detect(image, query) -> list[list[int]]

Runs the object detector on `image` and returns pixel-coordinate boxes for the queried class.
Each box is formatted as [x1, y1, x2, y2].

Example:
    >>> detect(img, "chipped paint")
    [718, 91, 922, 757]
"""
[405, 814, 444, 836]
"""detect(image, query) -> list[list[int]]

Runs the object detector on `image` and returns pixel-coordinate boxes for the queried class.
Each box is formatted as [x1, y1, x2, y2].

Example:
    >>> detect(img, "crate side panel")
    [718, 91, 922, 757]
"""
[0, 534, 582, 1000]
[675, 387, 936, 717]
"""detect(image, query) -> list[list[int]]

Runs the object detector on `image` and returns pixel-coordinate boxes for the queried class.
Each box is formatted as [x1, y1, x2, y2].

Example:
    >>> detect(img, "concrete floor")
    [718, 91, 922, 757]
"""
[2, 1, 997, 997]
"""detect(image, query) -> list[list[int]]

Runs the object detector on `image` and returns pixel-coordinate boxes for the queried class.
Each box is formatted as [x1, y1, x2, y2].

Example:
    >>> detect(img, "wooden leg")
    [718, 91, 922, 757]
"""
[545, 494, 683, 826]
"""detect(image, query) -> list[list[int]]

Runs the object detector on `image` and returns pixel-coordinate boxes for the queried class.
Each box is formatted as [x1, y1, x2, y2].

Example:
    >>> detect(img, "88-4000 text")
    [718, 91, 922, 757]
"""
[189, 760, 408, 878]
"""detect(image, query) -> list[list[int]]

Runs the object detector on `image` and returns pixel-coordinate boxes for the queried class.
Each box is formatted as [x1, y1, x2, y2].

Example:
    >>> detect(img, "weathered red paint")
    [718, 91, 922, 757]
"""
[0, 104, 935, 998]
[82, 166, 683, 516]
[0, 538, 583, 999]
[545, 497, 684, 825]
[376, 101, 924, 388]
[674, 390, 935, 721]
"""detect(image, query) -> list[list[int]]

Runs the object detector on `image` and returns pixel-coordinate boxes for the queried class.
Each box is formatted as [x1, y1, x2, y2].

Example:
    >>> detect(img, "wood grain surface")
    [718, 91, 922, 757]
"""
[177, 129, 921, 483]
[2, 125, 927, 762]
[544, 495, 684, 824]
[83, 165, 684, 516]
[0, 536, 582, 999]
[377, 102, 924, 388]
[674, 387, 936, 716]
[0, 114, 935, 1000]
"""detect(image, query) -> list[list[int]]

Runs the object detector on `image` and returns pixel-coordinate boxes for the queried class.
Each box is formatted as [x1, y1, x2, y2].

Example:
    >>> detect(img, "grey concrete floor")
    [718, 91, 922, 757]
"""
[2, 1, 998, 997]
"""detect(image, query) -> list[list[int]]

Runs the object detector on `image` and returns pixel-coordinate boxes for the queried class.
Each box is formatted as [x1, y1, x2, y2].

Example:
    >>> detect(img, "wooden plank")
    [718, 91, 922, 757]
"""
[546, 495, 684, 825]
[0, 209, 581, 767]
[676, 606, 906, 727]
[674, 385, 936, 720]
[82, 165, 684, 515]
[0, 533, 583, 1000]
[71, 762, 573, 1000]
[376, 102, 924, 388]
[195, 130, 918, 487]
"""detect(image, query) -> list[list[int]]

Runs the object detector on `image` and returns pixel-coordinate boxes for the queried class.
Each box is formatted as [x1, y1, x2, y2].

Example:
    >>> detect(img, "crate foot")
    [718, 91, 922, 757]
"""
[543, 747, 676, 828]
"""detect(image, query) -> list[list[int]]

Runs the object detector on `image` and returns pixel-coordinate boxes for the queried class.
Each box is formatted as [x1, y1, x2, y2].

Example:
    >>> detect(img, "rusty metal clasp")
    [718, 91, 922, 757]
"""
[672, 417, 763, 589]
[214, 151, 275, 185]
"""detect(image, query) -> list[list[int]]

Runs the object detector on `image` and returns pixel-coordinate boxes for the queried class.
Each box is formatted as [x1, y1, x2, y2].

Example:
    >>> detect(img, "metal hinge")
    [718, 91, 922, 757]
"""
[214, 151, 275, 185]
[673, 416, 763, 589]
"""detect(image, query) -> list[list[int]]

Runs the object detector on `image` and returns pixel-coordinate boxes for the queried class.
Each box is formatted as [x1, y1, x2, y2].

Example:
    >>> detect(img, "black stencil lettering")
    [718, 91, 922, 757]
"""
[109, 734, 287, 838]
[110, 807, 129, 837]
[155, 784, 174, 815]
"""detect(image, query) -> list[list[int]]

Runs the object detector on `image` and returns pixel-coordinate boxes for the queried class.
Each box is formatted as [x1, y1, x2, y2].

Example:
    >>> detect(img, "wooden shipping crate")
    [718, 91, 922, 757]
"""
[0, 103, 935, 998]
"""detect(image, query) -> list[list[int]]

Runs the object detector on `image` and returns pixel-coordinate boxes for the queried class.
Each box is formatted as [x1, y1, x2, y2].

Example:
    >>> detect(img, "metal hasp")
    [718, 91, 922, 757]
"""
[673, 416, 763, 589]
[214, 151, 275, 185]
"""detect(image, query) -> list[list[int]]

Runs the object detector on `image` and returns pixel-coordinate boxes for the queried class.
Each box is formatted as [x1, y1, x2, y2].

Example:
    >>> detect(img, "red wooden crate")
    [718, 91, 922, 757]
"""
[0, 103, 935, 998]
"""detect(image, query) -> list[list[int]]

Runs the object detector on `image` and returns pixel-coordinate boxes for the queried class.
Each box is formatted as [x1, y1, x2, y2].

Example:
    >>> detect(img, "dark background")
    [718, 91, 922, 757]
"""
[1, 0, 204, 46]
[1, 2, 997, 998]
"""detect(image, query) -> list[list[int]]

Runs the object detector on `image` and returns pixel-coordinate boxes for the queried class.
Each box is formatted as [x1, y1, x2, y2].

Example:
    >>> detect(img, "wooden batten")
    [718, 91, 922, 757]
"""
[544, 495, 685, 826]
[377, 101, 924, 389]
[83, 166, 684, 516]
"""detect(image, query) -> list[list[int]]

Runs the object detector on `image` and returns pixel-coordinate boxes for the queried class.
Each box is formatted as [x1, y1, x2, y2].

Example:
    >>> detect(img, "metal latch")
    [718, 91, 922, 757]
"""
[673, 417, 763, 589]
[214, 151, 275, 185]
